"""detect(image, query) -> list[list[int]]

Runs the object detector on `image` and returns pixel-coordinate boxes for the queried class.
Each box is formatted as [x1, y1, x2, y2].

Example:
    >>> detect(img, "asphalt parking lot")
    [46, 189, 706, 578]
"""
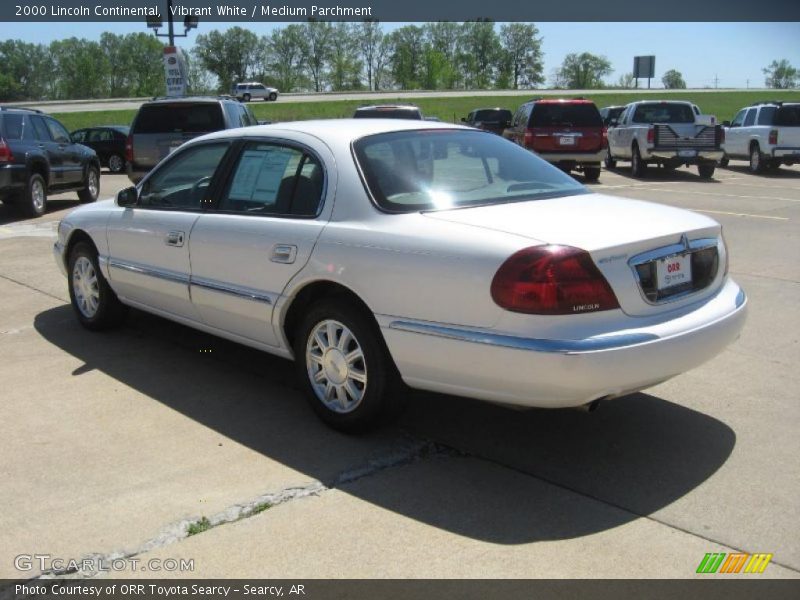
[0, 162, 798, 579]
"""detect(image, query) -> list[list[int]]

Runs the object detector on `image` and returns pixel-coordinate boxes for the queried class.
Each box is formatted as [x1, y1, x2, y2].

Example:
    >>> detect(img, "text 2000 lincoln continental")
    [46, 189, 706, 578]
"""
[54, 120, 747, 431]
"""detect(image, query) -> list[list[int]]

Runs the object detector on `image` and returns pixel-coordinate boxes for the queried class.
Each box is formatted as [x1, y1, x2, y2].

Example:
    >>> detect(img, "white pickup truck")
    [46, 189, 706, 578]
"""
[606, 100, 724, 179]
[720, 101, 800, 173]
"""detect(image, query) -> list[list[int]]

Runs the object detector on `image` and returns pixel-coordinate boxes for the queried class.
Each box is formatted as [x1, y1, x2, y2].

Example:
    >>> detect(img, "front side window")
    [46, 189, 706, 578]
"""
[139, 143, 229, 209]
[353, 129, 587, 213]
[219, 142, 324, 217]
[45, 118, 71, 143]
[88, 129, 113, 142]
[730, 109, 746, 127]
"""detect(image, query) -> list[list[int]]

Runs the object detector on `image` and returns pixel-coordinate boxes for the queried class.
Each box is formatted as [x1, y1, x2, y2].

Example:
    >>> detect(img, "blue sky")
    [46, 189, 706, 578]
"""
[7, 21, 800, 89]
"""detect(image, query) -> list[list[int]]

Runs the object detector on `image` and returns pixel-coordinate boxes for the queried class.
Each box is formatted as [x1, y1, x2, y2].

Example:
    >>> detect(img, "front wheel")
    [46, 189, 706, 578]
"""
[68, 242, 127, 330]
[631, 144, 647, 178]
[294, 299, 401, 432]
[78, 166, 99, 204]
[242, 93, 251, 102]
[697, 163, 716, 179]
[719, 154, 729, 168]
[268, 92, 277, 101]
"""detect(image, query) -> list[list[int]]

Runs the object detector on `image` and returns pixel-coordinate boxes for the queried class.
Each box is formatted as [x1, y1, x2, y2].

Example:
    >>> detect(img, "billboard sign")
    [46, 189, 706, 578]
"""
[633, 55, 656, 79]
[163, 46, 188, 97]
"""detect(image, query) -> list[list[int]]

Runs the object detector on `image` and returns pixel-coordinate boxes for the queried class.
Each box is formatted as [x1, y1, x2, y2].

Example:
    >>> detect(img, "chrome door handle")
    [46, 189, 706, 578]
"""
[165, 231, 185, 247]
[270, 244, 297, 264]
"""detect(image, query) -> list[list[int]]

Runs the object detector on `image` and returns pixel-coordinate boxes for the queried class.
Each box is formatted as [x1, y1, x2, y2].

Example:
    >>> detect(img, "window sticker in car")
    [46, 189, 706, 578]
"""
[228, 147, 295, 205]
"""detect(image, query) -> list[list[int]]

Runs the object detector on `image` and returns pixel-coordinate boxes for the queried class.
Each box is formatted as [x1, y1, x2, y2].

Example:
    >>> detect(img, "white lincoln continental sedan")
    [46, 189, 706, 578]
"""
[54, 120, 747, 431]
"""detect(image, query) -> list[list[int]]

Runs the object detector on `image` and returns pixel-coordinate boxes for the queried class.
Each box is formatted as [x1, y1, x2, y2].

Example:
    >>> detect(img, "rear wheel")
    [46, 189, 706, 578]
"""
[604, 147, 616, 169]
[107, 154, 125, 174]
[78, 165, 99, 204]
[697, 163, 716, 179]
[631, 143, 647, 178]
[719, 154, 729, 168]
[22, 172, 47, 217]
[583, 164, 601, 182]
[68, 242, 127, 330]
[749, 143, 765, 173]
[294, 299, 402, 432]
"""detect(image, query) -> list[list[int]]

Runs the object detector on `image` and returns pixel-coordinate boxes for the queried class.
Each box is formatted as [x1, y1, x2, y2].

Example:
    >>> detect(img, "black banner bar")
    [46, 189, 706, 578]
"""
[2, 0, 800, 22]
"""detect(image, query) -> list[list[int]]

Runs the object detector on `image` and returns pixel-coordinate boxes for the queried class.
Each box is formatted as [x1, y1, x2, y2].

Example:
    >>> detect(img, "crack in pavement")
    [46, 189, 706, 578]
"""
[33, 436, 456, 580]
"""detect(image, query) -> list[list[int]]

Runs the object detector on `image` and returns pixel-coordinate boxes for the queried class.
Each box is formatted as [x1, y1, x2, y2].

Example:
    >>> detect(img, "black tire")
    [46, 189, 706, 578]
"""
[749, 143, 765, 173]
[242, 93, 251, 102]
[631, 143, 647, 178]
[107, 153, 125, 174]
[294, 298, 402, 432]
[21, 172, 47, 217]
[78, 165, 100, 204]
[766, 159, 781, 171]
[697, 163, 716, 179]
[67, 241, 127, 331]
[583, 164, 601, 182]
[268, 92, 277, 101]
[604, 147, 616, 169]
[719, 154, 729, 168]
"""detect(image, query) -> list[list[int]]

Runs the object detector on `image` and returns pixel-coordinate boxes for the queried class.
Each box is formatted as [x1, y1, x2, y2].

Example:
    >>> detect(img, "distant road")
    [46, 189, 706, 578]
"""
[4, 88, 764, 114]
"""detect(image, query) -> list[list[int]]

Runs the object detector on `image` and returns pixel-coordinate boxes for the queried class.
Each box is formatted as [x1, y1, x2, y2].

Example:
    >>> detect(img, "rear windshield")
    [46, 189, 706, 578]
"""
[632, 103, 695, 124]
[133, 103, 225, 134]
[0, 114, 24, 139]
[353, 129, 587, 213]
[775, 105, 800, 126]
[473, 109, 513, 122]
[354, 109, 422, 120]
[530, 103, 602, 127]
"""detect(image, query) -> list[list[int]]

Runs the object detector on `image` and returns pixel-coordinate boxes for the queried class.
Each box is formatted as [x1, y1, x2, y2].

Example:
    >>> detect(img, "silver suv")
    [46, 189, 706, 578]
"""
[232, 82, 279, 102]
[126, 96, 257, 184]
[721, 102, 800, 173]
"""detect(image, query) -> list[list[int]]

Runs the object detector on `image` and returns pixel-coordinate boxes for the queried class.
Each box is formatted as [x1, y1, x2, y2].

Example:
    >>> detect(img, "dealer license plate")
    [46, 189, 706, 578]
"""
[559, 136, 576, 146]
[678, 149, 697, 158]
[656, 253, 692, 290]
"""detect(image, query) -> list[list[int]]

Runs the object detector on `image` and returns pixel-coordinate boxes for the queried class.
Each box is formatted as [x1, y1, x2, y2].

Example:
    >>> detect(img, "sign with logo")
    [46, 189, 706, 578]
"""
[163, 46, 188, 97]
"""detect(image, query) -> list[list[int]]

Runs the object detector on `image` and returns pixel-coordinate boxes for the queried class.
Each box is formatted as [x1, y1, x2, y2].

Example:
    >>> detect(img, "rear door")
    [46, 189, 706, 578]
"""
[44, 117, 84, 186]
[188, 138, 332, 347]
[105, 141, 232, 320]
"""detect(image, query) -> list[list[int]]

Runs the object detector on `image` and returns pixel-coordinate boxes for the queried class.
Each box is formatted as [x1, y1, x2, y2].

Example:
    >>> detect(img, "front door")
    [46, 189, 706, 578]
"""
[188, 140, 329, 347]
[105, 141, 231, 321]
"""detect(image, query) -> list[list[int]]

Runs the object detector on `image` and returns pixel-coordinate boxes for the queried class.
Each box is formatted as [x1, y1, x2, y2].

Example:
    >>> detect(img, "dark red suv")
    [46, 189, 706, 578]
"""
[503, 98, 604, 182]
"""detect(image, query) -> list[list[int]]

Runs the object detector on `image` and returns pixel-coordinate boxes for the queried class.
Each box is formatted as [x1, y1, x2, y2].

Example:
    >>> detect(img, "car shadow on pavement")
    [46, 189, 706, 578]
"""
[33, 305, 736, 545]
[0, 199, 79, 225]
[723, 165, 800, 179]
[605, 166, 723, 183]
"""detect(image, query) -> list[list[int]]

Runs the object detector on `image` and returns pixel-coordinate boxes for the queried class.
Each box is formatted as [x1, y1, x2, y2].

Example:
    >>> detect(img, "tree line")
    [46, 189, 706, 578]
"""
[0, 21, 796, 102]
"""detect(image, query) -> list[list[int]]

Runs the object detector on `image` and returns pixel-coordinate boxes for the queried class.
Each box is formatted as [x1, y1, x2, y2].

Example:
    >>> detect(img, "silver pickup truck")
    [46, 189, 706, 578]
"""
[606, 100, 724, 179]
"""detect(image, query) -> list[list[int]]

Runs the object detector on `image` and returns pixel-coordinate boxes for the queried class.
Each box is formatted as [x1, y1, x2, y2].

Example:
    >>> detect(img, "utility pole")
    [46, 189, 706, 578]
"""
[713, 74, 719, 89]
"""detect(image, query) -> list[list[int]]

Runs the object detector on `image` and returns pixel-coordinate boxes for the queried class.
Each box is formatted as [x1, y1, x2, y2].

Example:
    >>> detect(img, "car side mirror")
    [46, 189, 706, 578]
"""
[722, 120, 731, 127]
[117, 186, 138, 207]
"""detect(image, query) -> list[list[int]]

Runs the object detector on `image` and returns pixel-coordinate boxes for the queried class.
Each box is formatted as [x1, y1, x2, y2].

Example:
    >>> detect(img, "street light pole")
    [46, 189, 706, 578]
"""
[167, 0, 175, 46]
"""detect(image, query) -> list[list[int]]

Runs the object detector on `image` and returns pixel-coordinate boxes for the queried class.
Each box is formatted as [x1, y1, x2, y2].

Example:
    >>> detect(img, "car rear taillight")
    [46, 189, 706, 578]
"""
[601, 126, 608, 148]
[769, 129, 778, 145]
[491, 245, 620, 315]
[646, 127, 655, 144]
[125, 133, 133, 162]
[0, 137, 12, 163]
[523, 128, 534, 147]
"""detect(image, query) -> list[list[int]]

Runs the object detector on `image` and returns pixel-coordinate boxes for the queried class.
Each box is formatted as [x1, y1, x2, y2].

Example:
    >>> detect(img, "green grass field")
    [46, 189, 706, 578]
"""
[53, 90, 800, 132]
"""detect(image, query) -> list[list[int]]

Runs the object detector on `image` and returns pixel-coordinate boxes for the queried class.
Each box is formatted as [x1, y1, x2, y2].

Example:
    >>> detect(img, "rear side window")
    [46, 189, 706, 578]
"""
[220, 142, 324, 217]
[632, 103, 695, 124]
[133, 104, 225, 134]
[774, 105, 800, 126]
[30, 116, 51, 141]
[1, 114, 24, 140]
[529, 103, 601, 127]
